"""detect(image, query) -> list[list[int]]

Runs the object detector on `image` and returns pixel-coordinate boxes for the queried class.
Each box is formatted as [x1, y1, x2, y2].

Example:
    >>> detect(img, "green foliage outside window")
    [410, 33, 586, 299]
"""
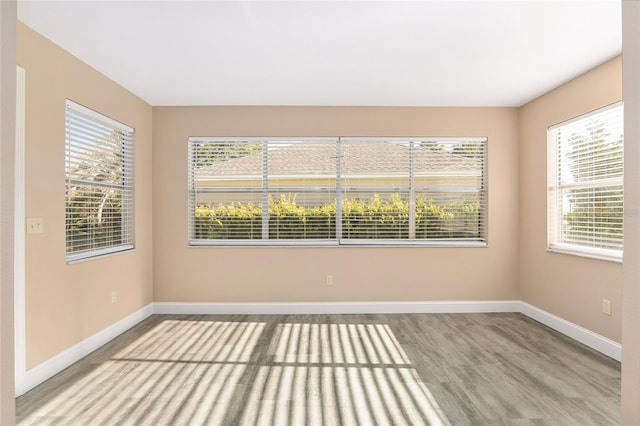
[66, 187, 124, 252]
[194, 193, 482, 240]
[562, 119, 623, 250]
[66, 138, 128, 255]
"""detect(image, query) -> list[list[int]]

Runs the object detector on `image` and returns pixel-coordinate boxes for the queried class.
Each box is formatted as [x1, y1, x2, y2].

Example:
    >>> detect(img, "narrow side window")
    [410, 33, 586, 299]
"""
[65, 100, 135, 262]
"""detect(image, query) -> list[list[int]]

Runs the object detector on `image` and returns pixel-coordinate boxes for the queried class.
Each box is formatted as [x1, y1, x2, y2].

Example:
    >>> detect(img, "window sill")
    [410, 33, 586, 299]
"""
[547, 244, 622, 263]
[189, 240, 488, 248]
[66, 245, 135, 264]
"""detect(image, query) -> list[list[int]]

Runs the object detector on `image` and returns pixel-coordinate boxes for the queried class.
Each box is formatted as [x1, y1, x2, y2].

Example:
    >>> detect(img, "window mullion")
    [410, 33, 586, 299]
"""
[262, 140, 269, 240]
[409, 140, 416, 240]
[336, 138, 343, 241]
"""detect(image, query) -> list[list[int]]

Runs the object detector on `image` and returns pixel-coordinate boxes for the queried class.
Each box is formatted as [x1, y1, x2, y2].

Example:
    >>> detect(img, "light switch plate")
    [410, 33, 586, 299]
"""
[26, 217, 43, 234]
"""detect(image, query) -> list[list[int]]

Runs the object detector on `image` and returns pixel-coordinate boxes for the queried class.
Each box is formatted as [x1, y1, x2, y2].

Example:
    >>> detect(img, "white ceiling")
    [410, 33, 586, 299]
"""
[18, 1, 622, 107]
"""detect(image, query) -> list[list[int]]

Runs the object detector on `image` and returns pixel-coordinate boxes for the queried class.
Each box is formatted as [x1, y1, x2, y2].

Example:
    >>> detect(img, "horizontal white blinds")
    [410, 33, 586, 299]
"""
[65, 100, 134, 261]
[268, 140, 337, 240]
[341, 138, 486, 241]
[548, 102, 623, 255]
[189, 137, 487, 245]
[189, 138, 338, 241]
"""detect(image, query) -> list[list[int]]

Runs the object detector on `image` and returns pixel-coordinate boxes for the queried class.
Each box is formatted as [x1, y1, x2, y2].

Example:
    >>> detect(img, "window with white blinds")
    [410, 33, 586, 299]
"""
[65, 100, 135, 261]
[189, 137, 487, 246]
[548, 102, 623, 261]
[341, 138, 487, 243]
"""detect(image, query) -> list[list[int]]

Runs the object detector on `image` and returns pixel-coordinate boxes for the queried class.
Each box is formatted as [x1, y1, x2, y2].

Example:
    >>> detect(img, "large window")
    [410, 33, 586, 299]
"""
[548, 102, 623, 261]
[65, 100, 135, 261]
[189, 137, 487, 246]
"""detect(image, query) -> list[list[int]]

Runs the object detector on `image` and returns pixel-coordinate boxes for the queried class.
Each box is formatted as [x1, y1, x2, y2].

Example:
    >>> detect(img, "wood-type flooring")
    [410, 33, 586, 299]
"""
[16, 313, 621, 425]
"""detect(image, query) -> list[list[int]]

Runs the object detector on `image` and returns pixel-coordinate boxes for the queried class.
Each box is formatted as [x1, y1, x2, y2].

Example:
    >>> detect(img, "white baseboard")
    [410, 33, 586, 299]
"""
[16, 303, 154, 396]
[16, 300, 620, 396]
[153, 300, 522, 315]
[519, 302, 621, 361]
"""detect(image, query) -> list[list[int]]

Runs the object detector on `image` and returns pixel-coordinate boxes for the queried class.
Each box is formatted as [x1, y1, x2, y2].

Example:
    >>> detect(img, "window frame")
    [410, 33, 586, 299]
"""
[65, 100, 135, 262]
[547, 101, 624, 262]
[188, 136, 488, 247]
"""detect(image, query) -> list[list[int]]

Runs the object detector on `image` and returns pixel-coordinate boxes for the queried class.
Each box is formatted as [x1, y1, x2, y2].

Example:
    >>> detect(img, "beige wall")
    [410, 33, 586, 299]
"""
[153, 106, 519, 303]
[17, 23, 153, 368]
[519, 56, 623, 343]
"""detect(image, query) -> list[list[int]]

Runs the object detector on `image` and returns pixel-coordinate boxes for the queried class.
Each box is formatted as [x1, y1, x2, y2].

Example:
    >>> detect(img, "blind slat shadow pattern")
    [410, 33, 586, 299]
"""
[17, 318, 449, 425]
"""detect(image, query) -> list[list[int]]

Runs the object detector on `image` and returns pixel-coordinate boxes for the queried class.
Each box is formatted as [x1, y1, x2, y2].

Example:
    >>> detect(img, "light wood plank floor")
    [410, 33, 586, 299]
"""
[16, 313, 621, 425]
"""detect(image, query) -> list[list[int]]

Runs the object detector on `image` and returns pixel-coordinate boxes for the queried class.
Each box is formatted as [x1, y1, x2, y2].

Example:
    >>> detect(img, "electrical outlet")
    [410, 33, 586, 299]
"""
[26, 217, 43, 234]
[326, 275, 333, 286]
[602, 299, 612, 316]
[111, 291, 118, 304]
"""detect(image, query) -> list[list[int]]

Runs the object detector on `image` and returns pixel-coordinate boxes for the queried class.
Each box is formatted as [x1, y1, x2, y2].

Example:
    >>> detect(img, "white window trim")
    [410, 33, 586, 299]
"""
[65, 100, 135, 262]
[66, 244, 135, 264]
[189, 136, 488, 247]
[67, 100, 134, 134]
[548, 243, 622, 263]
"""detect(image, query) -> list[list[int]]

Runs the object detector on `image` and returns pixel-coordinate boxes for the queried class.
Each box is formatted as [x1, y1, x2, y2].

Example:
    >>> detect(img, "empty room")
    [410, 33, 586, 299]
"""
[1, 0, 640, 425]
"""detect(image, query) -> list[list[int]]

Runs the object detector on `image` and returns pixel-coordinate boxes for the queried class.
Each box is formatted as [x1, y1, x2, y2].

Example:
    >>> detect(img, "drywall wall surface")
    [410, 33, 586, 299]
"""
[153, 106, 519, 303]
[17, 23, 153, 368]
[519, 56, 623, 342]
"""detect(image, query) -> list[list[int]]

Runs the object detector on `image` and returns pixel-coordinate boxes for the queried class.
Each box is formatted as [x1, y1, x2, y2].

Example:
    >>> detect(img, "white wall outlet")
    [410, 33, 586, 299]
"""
[26, 217, 43, 234]
[602, 299, 612, 316]
[326, 275, 333, 286]
[111, 291, 118, 304]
